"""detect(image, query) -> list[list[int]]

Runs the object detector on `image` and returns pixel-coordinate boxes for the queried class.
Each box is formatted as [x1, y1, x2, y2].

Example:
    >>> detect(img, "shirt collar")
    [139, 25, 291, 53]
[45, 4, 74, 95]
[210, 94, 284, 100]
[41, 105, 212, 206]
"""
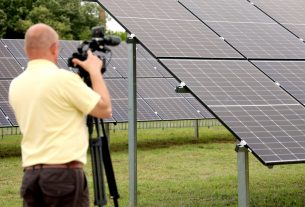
[27, 59, 58, 70]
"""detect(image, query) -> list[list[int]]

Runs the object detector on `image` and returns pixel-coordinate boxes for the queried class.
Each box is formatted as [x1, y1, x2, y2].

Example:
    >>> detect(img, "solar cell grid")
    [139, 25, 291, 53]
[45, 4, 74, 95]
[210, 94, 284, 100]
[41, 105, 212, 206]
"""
[122, 18, 242, 58]
[211, 104, 305, 164]
[185, 97, 214, 118]
[0, 109, 11, 127]
[105, 79, 128, 99]
[179, 0, 274, 23]
[110, 58, 164, 78]
[57, 59, 69, 69]
[162, 60, 297, 106]
[161, 59, 305, 164]
[59, 40, 81, 59]
[251, 0, 305, 24]
[98, 0, 242, 59]
[109, 42, 128, 59]
[205, 21, 305, 59]
[0, 58, 23, 78]
[0, 41, 13, 57]
[0, 102, 17, 126]
[252, 61, 305, 104]
[111, 43, 172, 78]
[98, 0, 195, 20]
[0, 80, 11, 102]
[15, 58, 28, 69]
[137, 78, 182, 99]
[111, 99, 161, 122]
[103, 116, 117, 123]
[136, 60, 164, 77]
[2, 39, 26, 58]
[251, 0, 305, 40]
[144, 98, 203, 120]
[281, 25, 305, 40]
[102, 64, 123, 79]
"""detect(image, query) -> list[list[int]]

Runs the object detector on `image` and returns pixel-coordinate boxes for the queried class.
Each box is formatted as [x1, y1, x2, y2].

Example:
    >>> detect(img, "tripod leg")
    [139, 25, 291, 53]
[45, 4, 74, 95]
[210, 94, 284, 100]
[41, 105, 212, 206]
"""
[90, 138, 107, 207]
[101, 135, 120, 207]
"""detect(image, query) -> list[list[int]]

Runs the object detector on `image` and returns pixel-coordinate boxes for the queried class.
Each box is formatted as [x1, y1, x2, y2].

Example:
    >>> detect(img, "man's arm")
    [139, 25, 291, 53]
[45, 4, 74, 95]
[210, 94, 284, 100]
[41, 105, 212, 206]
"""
[72, 50, 112, 118]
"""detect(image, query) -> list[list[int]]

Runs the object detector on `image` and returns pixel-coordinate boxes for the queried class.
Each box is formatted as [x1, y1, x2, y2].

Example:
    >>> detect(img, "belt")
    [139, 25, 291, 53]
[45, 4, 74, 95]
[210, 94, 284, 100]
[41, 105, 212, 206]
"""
[24, 161, 83, 171]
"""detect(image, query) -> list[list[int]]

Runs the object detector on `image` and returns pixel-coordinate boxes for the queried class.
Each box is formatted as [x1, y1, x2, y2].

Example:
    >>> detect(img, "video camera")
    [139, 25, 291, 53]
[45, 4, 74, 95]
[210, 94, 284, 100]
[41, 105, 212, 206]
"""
[67, 26, 121, 80]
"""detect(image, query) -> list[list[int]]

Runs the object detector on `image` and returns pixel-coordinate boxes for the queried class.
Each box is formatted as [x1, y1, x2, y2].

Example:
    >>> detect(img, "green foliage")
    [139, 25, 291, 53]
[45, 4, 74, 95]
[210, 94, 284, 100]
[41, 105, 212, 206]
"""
[0, 9, 7, 37]
[0, 0, 103, 39]
[106, 30, 128, 42]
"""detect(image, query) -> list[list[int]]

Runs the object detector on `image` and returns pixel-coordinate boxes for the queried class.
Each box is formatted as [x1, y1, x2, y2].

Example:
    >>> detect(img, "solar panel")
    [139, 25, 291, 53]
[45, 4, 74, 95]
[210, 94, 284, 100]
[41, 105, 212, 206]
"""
[105, 79, 161, 121]
[251, 0, 305, 39]
[0, 102, 17, 126]
[99, 0, 196, 20]
[57, 58, 70, 69]
[179, 0, 274, 23]
[137, 78, 204, 120]
[103, 63, 123, 78]
[179, 0, 305, 59]
[97, 0, 242, 59]
[15, 58, 28, 69]
[209, 22, 305, 59]
[110, 43, 172, 78]
[161, 59, 305, 165]
[144, 98, 203, 120]
[112, 99, 161, 122]
[105, 79, 128, 99]
[212, 104, 305, 163]
[15, 58, 70, 71]
[2, 39, 26, 58]
[252, 61, 305, 104]
[59, 40, 82, 59]
[280, 25, 305, 41]
[0, 58, 23, 78]
[136, 78, 182, 99]
[110, 58, 164, 78]
[108, 42, 128, 59]
[0, 41, 13, 57]
[0, 80, 11, 102]
[185, 97, 214, 118]
[0, 109, 11, 127]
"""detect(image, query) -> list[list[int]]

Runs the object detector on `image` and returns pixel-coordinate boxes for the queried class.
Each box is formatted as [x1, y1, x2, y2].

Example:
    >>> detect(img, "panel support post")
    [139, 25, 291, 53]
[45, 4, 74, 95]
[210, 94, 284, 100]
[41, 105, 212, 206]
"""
[194, 119, 199, 139]
[127, 34, 138, 207]
[235, 141, 250, 207]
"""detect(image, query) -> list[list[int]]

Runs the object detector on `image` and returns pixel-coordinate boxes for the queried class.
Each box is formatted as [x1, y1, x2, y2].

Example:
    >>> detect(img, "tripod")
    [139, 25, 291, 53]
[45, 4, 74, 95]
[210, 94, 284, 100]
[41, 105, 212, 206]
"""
[87, 115, 120, 207]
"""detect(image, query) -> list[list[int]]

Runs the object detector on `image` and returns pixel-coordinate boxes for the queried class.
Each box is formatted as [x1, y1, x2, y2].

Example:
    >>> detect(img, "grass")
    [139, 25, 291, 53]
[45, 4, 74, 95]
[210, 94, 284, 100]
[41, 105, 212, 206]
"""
[1, 126, 305, 206]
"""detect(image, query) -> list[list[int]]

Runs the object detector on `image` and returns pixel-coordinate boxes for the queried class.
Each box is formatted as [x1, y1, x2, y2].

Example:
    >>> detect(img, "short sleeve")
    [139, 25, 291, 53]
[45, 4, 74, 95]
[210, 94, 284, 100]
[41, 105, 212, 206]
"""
[58, 71, 101, 114]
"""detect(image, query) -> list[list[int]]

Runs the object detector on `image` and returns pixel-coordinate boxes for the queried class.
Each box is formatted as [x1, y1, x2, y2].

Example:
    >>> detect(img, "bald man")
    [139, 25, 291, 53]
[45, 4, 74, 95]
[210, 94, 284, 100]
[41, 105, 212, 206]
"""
[9, 23, 112, 207]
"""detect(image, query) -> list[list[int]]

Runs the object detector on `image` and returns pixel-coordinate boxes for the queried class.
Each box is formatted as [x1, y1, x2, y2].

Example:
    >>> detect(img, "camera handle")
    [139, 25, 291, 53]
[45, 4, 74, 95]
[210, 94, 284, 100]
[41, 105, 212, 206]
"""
[87, 115, 120, 207]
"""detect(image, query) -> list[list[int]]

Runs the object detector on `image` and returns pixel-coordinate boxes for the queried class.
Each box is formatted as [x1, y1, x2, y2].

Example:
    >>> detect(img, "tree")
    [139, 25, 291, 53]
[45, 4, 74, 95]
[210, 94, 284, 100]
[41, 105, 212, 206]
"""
[0, 0, 104, 40]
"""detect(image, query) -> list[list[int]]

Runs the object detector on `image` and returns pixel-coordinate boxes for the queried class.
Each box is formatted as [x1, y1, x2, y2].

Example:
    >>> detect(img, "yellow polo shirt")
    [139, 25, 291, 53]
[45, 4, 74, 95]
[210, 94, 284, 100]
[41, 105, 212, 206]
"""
[9, 59, 101, 167]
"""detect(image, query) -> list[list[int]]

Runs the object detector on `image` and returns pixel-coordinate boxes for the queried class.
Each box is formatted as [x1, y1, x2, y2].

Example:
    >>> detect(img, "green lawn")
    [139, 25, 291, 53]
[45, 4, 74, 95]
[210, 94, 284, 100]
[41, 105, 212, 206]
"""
[1, 126, 305, 206]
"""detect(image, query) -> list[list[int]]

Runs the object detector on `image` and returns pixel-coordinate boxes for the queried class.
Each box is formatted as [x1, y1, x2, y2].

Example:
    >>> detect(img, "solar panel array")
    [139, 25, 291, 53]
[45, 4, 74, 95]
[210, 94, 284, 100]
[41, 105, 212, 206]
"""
[250, 0, 305, 40]
[97, 0, 305, 165]
[179, 0, 305, 60]
[0, 38, 212, 126]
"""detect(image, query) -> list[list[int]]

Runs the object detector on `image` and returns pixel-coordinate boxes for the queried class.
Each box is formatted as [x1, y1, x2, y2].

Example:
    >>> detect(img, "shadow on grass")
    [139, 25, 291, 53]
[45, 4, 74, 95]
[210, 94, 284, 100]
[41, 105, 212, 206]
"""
[0, 127, 236, 157]
[110, 134, 235, 152]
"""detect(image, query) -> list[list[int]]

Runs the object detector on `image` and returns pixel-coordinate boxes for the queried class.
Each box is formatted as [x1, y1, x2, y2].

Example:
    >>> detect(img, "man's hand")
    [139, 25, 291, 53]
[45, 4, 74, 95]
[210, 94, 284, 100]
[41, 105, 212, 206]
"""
[72, 50, 103, 76]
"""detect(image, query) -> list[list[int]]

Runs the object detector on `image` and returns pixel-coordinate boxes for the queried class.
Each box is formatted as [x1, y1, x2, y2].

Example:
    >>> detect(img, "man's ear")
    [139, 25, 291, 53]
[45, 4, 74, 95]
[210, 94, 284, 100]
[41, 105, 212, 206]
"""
[50, 42, 59, 56]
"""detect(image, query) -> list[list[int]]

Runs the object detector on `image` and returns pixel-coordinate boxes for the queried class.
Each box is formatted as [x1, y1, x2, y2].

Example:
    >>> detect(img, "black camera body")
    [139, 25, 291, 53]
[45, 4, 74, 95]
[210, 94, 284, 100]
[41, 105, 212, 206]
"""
[67, 26, 121, 81]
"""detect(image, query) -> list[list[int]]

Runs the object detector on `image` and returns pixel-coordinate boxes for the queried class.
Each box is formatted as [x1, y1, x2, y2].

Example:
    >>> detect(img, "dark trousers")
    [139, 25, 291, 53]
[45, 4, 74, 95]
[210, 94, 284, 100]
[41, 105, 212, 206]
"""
[21, 168, 89, 207]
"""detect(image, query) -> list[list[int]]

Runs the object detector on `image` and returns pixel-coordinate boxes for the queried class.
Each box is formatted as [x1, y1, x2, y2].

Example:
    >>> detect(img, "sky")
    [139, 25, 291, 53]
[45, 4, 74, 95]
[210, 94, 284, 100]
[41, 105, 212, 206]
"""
[106, 17, 125, 32]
